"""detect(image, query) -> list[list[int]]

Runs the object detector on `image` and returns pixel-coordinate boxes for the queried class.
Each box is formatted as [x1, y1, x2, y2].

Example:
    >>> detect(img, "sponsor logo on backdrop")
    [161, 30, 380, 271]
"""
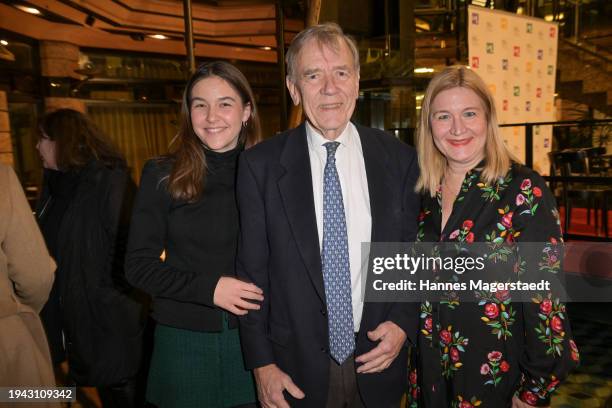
[537, 69, 543, 78]
[513, 25, 521, 37]
[472, 13, 479, 25]
[526, 101, 531, 112]
[537, 49, 543, 60]
[513, 86, 520, 96]
[514, 46, 521, 57]
[538, 30, 544, 40]
[545, 102, 552, 112]
[502, 80, 509, 90]
[471, 35, 480, 47]
[501, 18, 508, 29]
[527, 23, 533, 33]
[501, 39, 509, 50]
[547, 65, 554, 75]
[488, 84, 496, 94]
[486, 43, 494, 54]
[486, 64, 495, 75]
[502, 59, 509, 70]
[525, 82, 532, 93]
[526, 61, 532, 73]
[549, 27, 556, 38]
[536, 88, 542, 97]
[546, 84, 553, 93]
[535, 106, 541, 115]
[472, 56, 480, 68]
[503, 99, 509, 111]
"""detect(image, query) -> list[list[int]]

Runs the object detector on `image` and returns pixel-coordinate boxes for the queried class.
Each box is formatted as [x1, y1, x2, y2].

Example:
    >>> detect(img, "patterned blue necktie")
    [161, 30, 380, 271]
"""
[322, 141, 355, 365]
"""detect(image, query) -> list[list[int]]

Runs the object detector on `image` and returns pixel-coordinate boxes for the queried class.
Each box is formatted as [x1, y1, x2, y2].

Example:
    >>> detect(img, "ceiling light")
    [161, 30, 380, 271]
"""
[15, 5, 41, 15]
[414, 68, 434, 74]
[0, 40, 7, 46]
[260, 46, 272, 51]
[148, 34, 168, 40]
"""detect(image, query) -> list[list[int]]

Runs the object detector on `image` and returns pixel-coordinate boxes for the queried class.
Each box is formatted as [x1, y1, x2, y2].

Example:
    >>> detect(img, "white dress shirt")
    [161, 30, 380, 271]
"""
[306, 121, 371, 332]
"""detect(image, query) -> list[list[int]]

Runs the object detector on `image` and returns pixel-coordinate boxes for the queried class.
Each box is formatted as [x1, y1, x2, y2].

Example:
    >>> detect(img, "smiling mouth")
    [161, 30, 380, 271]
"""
[205, 127, 228, 134]
[319, 103, 342, 110]
[448, 138, 473, 146]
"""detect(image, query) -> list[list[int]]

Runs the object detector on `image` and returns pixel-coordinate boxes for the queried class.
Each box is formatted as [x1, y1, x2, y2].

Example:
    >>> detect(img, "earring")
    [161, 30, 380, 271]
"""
[242, 121, 248, 128]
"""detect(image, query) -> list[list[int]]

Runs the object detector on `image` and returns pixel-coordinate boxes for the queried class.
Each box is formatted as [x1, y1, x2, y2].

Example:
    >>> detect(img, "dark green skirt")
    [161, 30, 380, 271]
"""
[146, 314, 256, 408]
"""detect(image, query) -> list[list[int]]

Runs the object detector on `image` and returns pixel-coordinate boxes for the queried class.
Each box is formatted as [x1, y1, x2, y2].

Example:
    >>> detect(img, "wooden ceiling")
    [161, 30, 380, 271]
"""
[0, 0, 304, 62]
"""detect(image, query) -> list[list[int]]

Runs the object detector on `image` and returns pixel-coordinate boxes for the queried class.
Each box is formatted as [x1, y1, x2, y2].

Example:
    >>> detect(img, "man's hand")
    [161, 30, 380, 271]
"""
[355, 321, 406, 374]
[254, 363, 305, 408]
[213, 276, 263, 315]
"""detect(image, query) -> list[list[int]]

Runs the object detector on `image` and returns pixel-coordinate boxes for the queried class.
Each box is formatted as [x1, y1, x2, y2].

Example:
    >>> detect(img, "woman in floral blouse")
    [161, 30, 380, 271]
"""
[409, 66, 578, 407]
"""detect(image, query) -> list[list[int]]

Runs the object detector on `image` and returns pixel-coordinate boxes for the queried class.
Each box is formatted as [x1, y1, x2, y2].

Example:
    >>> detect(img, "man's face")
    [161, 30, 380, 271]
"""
[286, 38, 360, 140]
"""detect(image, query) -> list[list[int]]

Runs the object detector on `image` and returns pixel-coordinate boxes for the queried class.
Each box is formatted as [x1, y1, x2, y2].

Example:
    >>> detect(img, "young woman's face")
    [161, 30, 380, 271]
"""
[189, 75, 251, 152]
[36, 132, 59, 170]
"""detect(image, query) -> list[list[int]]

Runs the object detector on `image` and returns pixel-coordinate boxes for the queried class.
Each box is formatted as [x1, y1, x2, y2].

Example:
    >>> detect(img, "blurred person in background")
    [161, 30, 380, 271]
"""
[0, 162, 58, 408]
[125, 61, 263, 408]
[36, 108, 146, 408]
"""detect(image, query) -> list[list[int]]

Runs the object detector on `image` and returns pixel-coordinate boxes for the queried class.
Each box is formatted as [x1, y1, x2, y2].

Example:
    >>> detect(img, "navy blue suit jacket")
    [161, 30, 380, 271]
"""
[237, 122, 420, 408]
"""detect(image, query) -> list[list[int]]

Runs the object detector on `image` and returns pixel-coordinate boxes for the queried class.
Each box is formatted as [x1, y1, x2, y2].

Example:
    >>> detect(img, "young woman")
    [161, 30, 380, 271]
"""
[36, 108, 145, 407]
[125, 61, 263, 408]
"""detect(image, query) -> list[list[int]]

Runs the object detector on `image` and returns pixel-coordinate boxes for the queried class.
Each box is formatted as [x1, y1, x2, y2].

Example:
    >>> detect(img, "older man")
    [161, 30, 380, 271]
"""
[237, 23, 419, 408]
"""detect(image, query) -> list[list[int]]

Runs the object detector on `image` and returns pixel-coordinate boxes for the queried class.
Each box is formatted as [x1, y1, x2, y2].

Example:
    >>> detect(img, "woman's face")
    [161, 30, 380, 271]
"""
[36, 132, 58, 170]
[189, 75, 251, 153]
[430, 87, 488, 170]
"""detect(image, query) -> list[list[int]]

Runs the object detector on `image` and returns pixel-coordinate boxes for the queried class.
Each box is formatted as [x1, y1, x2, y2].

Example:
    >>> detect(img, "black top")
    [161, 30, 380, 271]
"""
[125, 146, 242, 331]
[411, 164, 578, 407]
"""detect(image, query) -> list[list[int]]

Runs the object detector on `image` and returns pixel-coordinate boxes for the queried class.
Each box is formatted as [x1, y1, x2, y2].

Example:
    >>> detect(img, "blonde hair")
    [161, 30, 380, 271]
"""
[415, 66, 518, 196]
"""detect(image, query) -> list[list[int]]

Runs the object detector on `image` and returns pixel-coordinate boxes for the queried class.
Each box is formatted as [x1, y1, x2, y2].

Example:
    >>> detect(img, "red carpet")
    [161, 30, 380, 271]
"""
[559, 207, 611, 238]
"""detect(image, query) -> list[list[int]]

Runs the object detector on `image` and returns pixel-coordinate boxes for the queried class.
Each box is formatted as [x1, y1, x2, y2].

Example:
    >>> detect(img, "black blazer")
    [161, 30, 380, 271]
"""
[236, 123, 420, 408]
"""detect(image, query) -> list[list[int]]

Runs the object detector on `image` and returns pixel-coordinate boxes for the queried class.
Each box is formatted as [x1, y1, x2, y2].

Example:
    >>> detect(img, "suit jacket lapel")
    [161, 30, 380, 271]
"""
[278, 124, 326, 304]
[357, 124, 394, 244]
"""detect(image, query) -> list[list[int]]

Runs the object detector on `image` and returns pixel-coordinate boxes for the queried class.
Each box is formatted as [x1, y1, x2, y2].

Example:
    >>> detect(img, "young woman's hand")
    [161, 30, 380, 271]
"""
[213, 277, 264, 315]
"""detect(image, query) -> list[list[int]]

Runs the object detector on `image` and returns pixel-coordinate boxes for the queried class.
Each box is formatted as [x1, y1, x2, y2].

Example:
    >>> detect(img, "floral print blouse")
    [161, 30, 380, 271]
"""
[408, 163, 579, 408]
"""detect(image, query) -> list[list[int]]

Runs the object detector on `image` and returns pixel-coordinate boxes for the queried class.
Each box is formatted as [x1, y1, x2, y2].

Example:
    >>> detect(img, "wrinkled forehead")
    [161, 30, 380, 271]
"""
[296, 37, 353, 70]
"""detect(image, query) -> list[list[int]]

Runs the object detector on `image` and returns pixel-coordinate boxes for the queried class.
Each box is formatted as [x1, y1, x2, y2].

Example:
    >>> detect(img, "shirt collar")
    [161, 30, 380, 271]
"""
[306, 120, 355, 153]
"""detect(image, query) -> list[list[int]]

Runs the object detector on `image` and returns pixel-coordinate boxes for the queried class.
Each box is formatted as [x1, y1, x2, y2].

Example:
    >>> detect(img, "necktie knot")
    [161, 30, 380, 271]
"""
[324, 141, 340, 160]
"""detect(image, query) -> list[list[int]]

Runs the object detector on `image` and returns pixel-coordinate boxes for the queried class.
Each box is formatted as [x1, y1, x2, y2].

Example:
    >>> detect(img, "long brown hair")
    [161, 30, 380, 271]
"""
[39, 108, 125, 170]
[166, 61, 262, 202]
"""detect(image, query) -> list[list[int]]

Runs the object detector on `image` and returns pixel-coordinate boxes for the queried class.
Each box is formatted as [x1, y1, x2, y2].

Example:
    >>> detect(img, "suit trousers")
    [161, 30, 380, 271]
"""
[326, 356, 365, 408]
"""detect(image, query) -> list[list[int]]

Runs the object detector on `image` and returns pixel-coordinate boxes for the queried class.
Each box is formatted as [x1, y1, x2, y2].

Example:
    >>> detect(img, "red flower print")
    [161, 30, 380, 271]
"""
[409, 370, 417, 384]
[463, 220, 474, 230]
[487, 351, 502, 362]
[533, 186, 542, 197]
[539, 299, 552, 315]
[495, 289, 510, 301]
[501, 212, 513, 228]
[424, 317, 433, 331]
[500, 361, 510, 372]
[449, 229, 460, 240]
[450, 347, 460, 362]
[418, 211, 425, 222]
[466, 232, 475, 243]
[480, 364, 490, 375]
[547, 379, 560, 391]
[459, 401, 473, 408]
[440, 329, 452, 345]
[520, 179, 532, 190]
[570, 339, 580, 362]
[551, 316, 563, 333]
[516, 193, 526, 206]
[506, 233, 514, 243]
[521, 390, 538, 405]
[484, 303, 499, 319]
[412, 388, 418, 398]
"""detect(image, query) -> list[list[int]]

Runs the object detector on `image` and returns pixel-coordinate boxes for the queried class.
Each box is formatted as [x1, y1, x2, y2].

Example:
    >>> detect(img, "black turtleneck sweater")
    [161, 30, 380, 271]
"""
[125, 146, 242, 331]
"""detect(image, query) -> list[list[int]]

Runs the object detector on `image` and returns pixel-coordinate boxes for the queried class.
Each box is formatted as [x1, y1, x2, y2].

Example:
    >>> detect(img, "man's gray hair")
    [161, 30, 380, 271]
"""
[285, 22, 360, 81]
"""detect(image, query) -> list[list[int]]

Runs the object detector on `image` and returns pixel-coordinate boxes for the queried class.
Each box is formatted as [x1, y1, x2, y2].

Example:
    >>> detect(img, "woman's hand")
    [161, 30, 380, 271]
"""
[213, 277, 264, 315]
